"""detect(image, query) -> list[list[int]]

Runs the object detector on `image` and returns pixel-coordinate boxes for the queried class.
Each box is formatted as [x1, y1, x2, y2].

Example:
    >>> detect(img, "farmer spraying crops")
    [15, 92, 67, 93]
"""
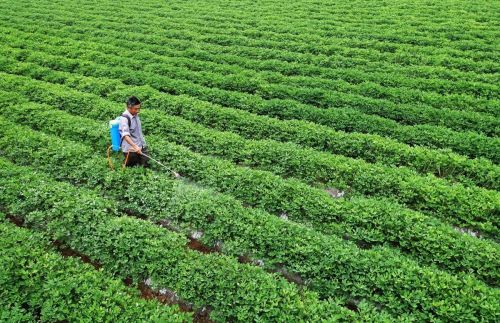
[108, 97, 180, 176]
[119, 96, 148, 168]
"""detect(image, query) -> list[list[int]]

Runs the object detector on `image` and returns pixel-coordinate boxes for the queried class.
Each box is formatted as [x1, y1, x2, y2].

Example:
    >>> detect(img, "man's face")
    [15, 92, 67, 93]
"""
[128, 104, 141, 116]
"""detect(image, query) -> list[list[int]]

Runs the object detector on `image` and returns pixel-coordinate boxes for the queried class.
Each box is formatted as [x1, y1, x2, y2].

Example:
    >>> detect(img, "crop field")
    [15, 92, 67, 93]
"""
[0, 0, 499, 321]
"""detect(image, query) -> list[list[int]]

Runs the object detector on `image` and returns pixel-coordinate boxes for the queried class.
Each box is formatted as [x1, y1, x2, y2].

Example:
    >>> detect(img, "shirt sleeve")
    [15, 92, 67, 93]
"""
[119, 116, 130, 138]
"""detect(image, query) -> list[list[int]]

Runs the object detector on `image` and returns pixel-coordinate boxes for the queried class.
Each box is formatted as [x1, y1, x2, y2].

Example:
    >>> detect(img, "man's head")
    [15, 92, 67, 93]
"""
[126, 96, 141, 115]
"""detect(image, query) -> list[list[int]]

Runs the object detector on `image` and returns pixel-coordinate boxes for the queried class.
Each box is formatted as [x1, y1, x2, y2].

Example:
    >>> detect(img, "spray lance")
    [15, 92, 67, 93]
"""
[108, 117, 181, 179]
[139, 151, 181, 179]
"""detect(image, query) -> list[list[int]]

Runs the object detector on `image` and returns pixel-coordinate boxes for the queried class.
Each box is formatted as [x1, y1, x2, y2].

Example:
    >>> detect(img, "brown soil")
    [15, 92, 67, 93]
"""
[125, 278, 212, 323]
[52, 240, 101, 269]
[187, 238, 216, 254]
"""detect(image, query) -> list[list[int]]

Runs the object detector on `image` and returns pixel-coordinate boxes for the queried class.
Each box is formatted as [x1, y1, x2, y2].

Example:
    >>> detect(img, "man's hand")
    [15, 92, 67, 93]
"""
[123, 135, 142, 155]
[132, 144, 142, 155]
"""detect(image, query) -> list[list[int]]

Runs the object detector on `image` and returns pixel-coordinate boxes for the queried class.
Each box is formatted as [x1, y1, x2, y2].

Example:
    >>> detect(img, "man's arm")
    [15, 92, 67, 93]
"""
[123, 135, 142, 154]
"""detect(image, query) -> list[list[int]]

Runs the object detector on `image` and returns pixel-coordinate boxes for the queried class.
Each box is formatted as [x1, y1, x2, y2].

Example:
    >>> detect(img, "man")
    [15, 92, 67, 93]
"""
[119, 96, 149, 167]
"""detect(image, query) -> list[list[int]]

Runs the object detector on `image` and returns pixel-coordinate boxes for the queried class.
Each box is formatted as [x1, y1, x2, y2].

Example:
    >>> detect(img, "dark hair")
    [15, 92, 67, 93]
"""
[126, 96, 141, 108]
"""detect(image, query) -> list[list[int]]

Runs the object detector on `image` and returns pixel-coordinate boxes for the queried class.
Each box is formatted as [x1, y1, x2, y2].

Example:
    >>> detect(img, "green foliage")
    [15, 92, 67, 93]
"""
[3, 94, 500, 276]
[5, 64, 500, 230]
[1, 54, 499, 191]
[0, 30, 498, 162]
[0, 221, 189, 322]
[0, 118, 498, 322]
[0, 159, 354, 322]
[0, 0, 498, 320]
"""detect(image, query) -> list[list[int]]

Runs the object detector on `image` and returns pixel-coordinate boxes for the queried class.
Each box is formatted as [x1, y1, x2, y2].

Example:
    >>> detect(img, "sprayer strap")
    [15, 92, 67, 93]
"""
[120, 114, 132, 144]
[121, 114, 132, 127]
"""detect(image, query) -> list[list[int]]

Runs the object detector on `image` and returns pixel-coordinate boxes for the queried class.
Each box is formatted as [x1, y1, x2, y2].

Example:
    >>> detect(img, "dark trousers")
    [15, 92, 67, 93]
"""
[123, 147, 149, 168]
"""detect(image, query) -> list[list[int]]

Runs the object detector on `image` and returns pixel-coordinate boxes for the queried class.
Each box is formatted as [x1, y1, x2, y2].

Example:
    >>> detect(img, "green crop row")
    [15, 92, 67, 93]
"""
[0, 22, 497, 137]
[145, 0, 499, 56]
[1, 117, 499, 321]
[138, 91, 500, 191]
[0, 157, 354, 322]
[52, 11, 500, 105]
[2, 97, 499, 292]
[1, 70, 498, 237]
[5, 0, 498, 96]
[7, 3, 497, 107]
[0, 114, 374, 315]
[4, 95, 498, 288]
[0, 217, 190, 322]
[110, 96, 500, 232]
[1, 1, 498, 321]
[129, 0, 497, 55]
[7, 0, 498, 76]
[98, 0, 498, 59]
[2, 57, 499, 192]
[2, 36, 497, 162]
[1, 13, 497, 124]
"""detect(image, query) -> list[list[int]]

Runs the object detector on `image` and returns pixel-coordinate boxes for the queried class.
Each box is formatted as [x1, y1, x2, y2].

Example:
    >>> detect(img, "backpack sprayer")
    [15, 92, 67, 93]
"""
[107, 116, 180, 178]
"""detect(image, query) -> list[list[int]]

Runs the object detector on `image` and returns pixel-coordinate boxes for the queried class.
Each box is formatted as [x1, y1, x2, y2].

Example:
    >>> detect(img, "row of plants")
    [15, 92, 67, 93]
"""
[2, 1, 497, 321]
[0, 41, 497, 165]
[102, 0, 499, 59]
[10, 0, 498, 76]
[2, 56, 499, 192]
[135, 90, 500, 191]
[2, 7, 497, 109]
[149, 6, 498, 61]
[0, 216, 190, 322]
[2, 69, 498, 237]
[1, 20, 497, 135]
[1, 13, 497, 120]
[2, 95, 499, 291]
[160, 0, 499, 55]
[0, 155, 354, 322]
[1, 116, 498, 321]
[111, 94, 500, 230]
[12, 0, 500, 91]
